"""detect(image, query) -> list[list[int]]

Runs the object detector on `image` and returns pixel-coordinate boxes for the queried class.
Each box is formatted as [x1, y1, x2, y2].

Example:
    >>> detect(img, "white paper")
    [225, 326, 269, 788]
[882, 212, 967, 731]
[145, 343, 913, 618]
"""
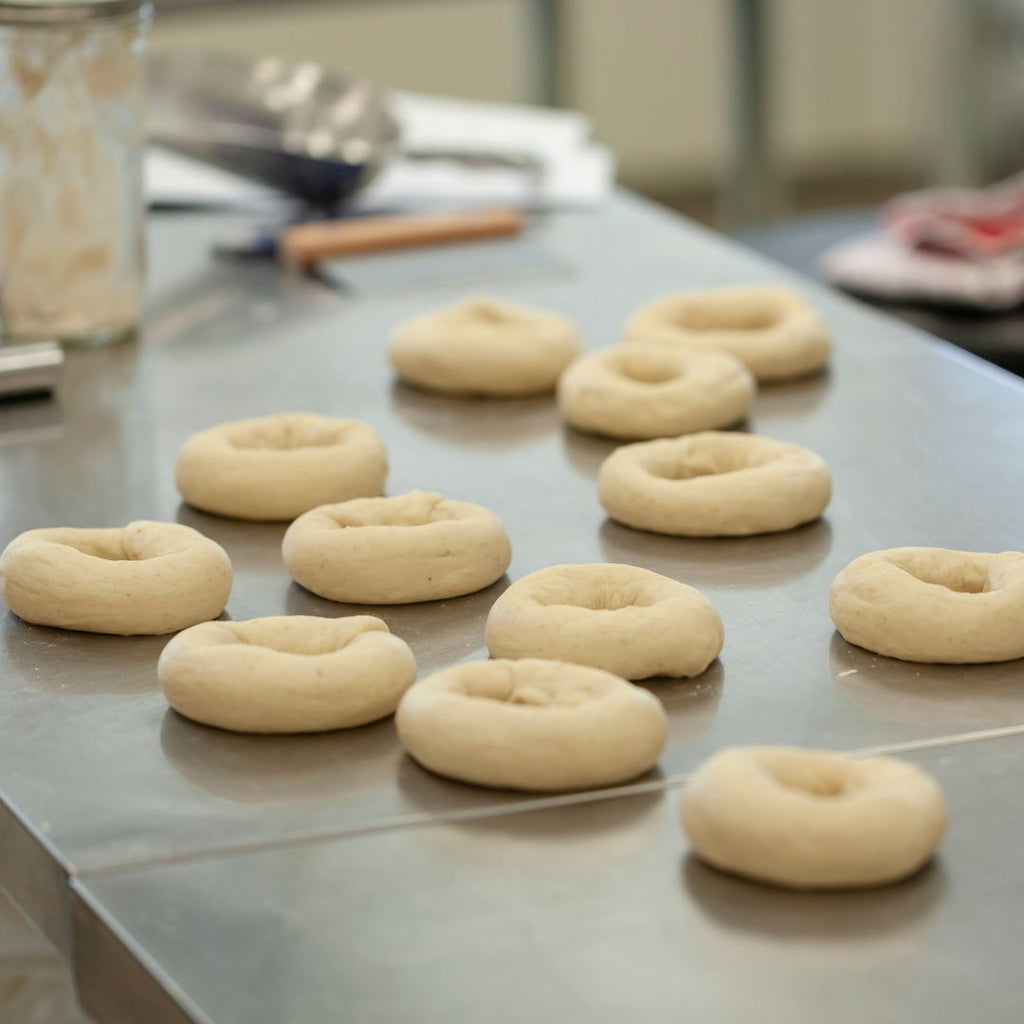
[146, 146, 279, 208]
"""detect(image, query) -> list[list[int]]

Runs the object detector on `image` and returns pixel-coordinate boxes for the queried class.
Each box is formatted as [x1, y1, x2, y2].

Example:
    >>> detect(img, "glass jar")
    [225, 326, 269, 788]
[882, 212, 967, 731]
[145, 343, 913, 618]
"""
[0, 0, 151, 346]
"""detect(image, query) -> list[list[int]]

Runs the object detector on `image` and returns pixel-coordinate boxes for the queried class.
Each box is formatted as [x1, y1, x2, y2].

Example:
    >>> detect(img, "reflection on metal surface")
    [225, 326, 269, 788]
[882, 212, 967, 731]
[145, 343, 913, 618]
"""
[159, 710, 401, 804]
[389, 380, 560, 450]
[682, 852, 946, 952]
[598, 516, 834, 587]
[640, 663, 724, 744]
[317, 236, 567, 298]
[0, 615, 165, 696]
[391, 751, 554, 818]
[175, 504, 288, 577]
[420, 789, 666, 873]
[0, 396, 63, 447]
[559, 425, 618, 479]
[830, 632, 1024, 729]
[750, 370, 834, 418]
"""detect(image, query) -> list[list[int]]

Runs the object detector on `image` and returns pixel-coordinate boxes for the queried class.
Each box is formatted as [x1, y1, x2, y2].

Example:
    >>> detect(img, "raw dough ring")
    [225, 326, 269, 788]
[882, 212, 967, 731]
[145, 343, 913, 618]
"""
[395, 658, 668, 792]
[680, 746, 947, 890]
[598, 431, 831, 536]
[0, 521, 232, 635]
[158, 615, 417, 733]
[389, 296, 582, 396]
[830, 547, 1024, 664]
[175, 412, 387, 522]
[625, 286, 830, 381]
[486, 563, 722, 679]
[283, 490, 512, 604]
[557, 342, 755, 440]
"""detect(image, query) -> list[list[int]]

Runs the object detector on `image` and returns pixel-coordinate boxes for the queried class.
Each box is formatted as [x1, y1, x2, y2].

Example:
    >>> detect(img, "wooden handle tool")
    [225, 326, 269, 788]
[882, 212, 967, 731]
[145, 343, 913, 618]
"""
[280, 207, 524, 268]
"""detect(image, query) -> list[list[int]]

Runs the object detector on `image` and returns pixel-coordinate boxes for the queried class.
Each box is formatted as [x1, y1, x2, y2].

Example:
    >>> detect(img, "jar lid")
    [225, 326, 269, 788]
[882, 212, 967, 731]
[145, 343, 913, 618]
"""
[0, 0, 149, 23]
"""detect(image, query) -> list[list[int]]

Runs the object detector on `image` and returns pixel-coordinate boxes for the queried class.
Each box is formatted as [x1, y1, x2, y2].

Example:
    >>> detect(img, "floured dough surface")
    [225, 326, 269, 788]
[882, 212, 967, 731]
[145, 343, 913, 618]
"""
[626, 286, 830, 381]
[0, 520, 233, 635]
[486, 562, 722, 679]
[283, 490, 512, 604]
[389, 297, 581, 396]
[175, 412, 387, 522]
[830, 547, 1024, 663]
[159, 614, 417, 733]
[681, 746, 948, 889]
[396, 657, 668, 791]
[598, 431, 832, 536]
[557, 342, 755, 440]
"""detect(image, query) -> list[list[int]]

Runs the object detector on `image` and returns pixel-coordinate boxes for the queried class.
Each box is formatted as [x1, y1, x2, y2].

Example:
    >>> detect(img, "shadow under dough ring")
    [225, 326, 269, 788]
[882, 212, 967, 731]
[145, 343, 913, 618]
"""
[389, 297, 582, 396]
[283, 490, 512, 604]
[680, 746, 948, 890]
[159, 615, 417, 733]
[485, 563, 723, 679]
[557, 342, 756, 440]
[0, 521, 233, 635]
[175, 412, 387, 521]
[395, 658, 668, 792]
[625, 285, 830, 382]
[830, 547, 1024, 664]
[598, 431, 832, 537]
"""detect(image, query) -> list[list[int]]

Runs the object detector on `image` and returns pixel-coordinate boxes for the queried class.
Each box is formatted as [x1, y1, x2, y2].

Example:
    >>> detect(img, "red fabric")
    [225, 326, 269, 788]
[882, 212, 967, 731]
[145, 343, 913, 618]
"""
[883, 172, 1024, 258]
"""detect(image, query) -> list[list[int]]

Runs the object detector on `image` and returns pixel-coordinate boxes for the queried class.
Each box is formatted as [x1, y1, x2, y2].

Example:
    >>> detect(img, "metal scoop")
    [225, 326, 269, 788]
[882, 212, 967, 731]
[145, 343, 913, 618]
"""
[147, 49, 540, 211]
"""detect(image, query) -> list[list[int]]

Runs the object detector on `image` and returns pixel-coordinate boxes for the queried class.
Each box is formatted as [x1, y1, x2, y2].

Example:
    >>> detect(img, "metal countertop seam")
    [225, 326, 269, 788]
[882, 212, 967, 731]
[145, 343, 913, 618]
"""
[71, 723, 1024, 883]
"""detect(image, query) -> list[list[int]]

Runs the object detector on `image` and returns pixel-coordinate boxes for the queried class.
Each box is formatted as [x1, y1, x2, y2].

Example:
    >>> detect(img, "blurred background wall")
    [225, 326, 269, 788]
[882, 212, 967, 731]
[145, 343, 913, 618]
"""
[154, 0, 1021, 221]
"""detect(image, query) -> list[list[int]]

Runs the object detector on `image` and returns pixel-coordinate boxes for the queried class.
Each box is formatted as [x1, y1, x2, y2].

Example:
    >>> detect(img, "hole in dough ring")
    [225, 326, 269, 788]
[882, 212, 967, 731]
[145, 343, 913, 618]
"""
[485, 563, 722, 679]
[598, 431, 832, 537]
[557, 343, 756, 440]
[830, 547, 1024, 664]
[389, 297, 582, 397]
[283, 490, 512, 605]
[0, 521, 233, 635]
[175, 412, 388, 522]
[625, 286, 830, 382]
[158, 614, 417, 733]
[395, 658, 668, 792]
[680, 746, 947, 890]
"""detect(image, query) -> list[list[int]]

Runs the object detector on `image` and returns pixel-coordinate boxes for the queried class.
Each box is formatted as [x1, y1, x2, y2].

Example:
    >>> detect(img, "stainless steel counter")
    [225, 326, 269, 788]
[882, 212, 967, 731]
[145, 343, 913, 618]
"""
[1, 193, 1023, 1020]
[72, 735, 1024, 1024]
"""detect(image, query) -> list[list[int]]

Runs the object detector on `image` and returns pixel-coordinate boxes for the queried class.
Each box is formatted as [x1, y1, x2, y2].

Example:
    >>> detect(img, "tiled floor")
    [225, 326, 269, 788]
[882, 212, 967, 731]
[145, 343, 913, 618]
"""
[0, 892, 89, 1024]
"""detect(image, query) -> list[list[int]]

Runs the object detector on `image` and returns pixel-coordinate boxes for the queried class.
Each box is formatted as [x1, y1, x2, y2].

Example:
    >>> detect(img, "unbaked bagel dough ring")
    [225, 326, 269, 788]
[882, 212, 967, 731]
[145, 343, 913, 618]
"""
[625, 286, 830, 382]
[485, 563, 722, 679]
[0, 521, 233, 635]
[395, 658, 668, 792]
[598, 431, 831, 537]
[557, 342, 756, 440]
[283, 490, 512, 604]
[389, 297, 582, 396]
[830, 547, 1024, 664]
[175, 412, 388, 522]
[159, 614, 417, 733]
[680, 746, 947, 890]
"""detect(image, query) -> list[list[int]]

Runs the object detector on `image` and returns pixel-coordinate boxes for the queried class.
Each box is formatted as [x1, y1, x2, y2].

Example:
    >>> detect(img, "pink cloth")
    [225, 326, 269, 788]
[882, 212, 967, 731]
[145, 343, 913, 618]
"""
[821, 172, 1024, 310]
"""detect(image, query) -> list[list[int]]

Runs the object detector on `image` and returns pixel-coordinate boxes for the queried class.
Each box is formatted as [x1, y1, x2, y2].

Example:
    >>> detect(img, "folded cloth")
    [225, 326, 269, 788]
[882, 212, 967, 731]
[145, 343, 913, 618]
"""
[821, 171, 1024, 311]
[883, 172, 1024, 259]
[820, 234, 1024, 311]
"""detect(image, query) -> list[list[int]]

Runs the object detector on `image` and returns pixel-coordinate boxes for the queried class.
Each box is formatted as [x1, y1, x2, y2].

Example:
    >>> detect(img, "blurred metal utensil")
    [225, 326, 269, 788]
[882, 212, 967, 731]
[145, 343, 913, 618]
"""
[148, 50, 543, 210]
[148, 50, 398, 208]
[0, 342, 64, 399]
